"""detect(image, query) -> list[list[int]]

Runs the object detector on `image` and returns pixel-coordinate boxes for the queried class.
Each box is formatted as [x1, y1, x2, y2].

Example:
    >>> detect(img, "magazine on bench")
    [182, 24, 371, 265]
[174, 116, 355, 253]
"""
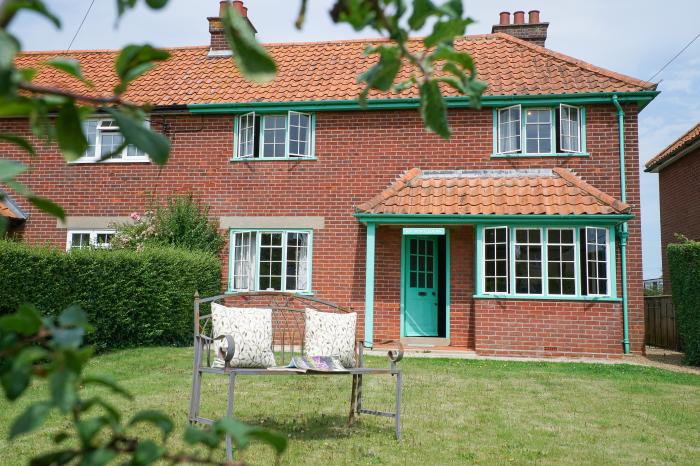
[269, 356, 349, 373]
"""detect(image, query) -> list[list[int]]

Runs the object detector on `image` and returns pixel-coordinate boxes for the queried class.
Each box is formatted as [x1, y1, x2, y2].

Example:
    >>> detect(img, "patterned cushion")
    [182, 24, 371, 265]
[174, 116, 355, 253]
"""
[211, 303, 276, 368]
[303, 308, 357, 368]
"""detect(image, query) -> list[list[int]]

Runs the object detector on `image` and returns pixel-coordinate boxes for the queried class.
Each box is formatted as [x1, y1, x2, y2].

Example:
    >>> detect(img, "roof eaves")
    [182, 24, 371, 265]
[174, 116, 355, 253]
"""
[0, 189, 28, 220]
[645, 122, 700, 172]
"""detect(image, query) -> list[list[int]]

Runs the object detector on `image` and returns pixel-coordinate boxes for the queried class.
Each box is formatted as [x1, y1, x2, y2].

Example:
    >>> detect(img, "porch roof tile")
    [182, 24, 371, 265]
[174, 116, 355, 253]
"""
[0, 190, 27, 220]
[356, 168, 630, 216]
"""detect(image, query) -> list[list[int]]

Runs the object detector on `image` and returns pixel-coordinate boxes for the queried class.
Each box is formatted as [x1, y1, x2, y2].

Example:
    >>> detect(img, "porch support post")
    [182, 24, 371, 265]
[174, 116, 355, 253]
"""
[364, 222, 376, 346]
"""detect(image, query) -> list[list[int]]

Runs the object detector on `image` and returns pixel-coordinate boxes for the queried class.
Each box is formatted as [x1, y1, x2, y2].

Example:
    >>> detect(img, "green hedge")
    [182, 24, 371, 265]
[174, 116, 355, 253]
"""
[668, 241, 700, 365]
[0, 241, 220, 351]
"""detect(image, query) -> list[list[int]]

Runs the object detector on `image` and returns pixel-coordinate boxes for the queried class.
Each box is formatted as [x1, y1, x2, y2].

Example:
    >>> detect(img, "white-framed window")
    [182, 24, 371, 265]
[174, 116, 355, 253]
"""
[230, 230, 311, 293]
[478, 225, 612, 299]
[513, 228, 543, 295]
[66, 230, 116, 251]
[560, 104, 581, 153]
[583, 227, 609, 296]
[78, 119, 150, 163]
[524, 108, 552, 154]
[547, 228, 577, 296]
[234, 111, 314, 160]
[497, 105, 521, 154]
[483, 226, 509, 293]
[495, 105, 583, 155]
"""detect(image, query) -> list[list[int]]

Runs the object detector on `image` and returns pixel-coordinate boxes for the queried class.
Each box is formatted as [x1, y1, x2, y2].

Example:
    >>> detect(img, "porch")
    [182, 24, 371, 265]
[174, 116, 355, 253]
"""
[355, 168, 634, 358]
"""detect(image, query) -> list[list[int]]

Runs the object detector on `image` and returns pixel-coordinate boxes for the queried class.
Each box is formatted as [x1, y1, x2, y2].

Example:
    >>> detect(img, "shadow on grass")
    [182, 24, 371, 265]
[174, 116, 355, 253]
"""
[235, 414, 390, 441]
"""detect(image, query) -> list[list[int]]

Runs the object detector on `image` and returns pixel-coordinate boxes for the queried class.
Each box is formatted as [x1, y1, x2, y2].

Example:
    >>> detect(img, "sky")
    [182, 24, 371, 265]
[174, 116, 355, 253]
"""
[10, 0, 700, 280]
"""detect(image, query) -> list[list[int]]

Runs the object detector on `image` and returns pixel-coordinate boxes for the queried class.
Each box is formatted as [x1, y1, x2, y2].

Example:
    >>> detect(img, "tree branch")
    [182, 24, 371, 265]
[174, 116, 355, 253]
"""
[18, 81, 136, 107]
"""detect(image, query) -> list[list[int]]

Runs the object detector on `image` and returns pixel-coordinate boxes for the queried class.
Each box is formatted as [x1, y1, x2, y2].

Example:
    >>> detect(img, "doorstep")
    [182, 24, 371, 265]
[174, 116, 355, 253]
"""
[400, 337, 450, 347]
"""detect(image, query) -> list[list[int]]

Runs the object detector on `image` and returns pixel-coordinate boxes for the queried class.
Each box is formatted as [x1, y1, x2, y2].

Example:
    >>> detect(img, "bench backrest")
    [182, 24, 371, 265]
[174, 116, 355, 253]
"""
[194, 291, 356, 366]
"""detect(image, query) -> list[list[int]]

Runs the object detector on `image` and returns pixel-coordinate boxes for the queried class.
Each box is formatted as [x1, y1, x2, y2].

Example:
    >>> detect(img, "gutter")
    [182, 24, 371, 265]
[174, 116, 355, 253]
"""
[612, 95, 630, 355]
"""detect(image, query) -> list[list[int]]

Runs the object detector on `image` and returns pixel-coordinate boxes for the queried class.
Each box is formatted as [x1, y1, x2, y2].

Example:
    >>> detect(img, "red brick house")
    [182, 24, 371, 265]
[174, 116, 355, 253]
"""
[645, 122, 700, 291]
[0, 3, 659, 358]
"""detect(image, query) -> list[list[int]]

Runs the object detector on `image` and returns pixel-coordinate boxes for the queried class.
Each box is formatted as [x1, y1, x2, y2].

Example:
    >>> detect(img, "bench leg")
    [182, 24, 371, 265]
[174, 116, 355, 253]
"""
[225, 372, 237, 462]
[348, 374, 358, 426]
[355, 374, 363, 416]
[395, 372, 402, 440]
[189, 345, 202, 423]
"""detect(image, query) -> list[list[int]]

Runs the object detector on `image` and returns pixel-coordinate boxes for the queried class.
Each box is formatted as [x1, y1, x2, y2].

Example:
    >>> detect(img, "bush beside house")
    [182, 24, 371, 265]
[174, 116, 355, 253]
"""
[0, 241, 220, 351]
[668, 240, 700, 365]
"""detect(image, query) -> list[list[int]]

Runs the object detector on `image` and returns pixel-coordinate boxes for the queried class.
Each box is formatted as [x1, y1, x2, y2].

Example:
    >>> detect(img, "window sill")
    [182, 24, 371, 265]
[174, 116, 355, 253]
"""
[225, 290, 314, 296]
[490, 152, 590, 158]
[473, 294, 621, 302]
[68, 159, 151, 164]
[230, 157, 317, 162]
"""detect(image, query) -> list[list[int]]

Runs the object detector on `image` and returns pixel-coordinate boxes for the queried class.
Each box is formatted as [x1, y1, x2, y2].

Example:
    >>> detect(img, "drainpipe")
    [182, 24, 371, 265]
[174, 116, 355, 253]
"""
[612, 95, 630, 355]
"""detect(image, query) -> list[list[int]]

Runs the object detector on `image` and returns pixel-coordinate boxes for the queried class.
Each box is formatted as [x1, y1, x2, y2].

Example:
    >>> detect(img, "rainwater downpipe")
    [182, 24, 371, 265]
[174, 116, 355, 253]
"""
[612, 95, 630, 355]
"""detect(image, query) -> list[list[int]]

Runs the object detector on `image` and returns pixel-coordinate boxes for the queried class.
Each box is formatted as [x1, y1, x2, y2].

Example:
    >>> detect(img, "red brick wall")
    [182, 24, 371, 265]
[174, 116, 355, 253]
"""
[0, 104, 644, 357]
[658, 148, 700, 291]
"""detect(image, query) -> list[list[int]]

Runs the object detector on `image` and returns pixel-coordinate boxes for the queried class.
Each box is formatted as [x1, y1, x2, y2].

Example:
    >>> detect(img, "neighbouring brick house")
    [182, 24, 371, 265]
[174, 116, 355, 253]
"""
[645, 122, 700, 292]
[0, 2, 659, 358]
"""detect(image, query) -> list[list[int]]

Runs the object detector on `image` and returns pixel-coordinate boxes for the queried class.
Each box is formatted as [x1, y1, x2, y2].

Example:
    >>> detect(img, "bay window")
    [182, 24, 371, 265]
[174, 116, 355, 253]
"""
[230, 230, 312, 293]
[480, 225, 614, 299]
[495, 104, 584, 155]
[234, 111, 314, 160]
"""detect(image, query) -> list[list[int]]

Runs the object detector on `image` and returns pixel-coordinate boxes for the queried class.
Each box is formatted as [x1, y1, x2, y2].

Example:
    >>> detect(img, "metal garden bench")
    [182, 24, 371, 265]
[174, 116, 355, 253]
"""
[188, 291, 404, 461]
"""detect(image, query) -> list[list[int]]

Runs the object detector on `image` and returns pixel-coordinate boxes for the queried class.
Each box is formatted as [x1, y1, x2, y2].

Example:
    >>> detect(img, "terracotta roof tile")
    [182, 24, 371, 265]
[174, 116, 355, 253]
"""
[14, 34, 655, 107]
[645, 122, 700, 172]
[0, 193, 26, 220]
[356, 168, 630, 216]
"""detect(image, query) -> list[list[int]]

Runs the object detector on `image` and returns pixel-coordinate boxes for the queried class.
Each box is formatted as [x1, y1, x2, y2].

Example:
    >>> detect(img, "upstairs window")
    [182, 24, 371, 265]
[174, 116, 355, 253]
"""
[234, 111, 314, 160]
[79, 119, 149, 163]
[495, 105, 584, 155]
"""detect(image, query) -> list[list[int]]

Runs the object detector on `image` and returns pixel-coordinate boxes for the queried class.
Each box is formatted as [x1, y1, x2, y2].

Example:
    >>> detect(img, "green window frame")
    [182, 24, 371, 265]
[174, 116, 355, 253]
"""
[232, 111, 316, 161]
[492, 104, 587, 157]
[228, 229, 313, 294]
[475, 224, 618, 301]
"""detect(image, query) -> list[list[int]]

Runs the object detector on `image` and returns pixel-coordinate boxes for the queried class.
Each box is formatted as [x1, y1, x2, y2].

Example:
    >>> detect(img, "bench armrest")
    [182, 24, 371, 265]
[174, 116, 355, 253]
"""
[359, 340, 404, 365]
[214, 334, 236, 368]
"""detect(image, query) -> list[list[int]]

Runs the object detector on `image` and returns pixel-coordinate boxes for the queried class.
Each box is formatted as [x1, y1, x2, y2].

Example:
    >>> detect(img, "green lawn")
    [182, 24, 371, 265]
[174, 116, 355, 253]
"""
[1, 348, 699, 465]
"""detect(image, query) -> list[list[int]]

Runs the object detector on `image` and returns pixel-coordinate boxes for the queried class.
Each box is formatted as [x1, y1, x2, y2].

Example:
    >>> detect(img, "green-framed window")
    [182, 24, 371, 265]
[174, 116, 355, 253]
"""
[493, 104, 586, 157]
[228, 229, 313, 293]
[232, 111, 316, 160]
[476, 224, 617, 300]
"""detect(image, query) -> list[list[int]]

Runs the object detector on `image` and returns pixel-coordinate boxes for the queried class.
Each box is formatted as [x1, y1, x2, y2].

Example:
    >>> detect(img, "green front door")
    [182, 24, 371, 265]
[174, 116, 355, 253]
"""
[404, 236, 439, 337]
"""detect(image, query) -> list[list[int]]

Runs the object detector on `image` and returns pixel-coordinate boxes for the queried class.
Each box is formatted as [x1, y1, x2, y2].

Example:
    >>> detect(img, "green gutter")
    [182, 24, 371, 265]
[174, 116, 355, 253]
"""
[355, 213, 633, 225]
[188, 91, 659, 114]
[612, 95, 630, 355]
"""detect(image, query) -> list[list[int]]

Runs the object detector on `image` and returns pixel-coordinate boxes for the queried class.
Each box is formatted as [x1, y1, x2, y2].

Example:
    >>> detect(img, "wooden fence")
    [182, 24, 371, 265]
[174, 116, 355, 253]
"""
[644, 295, 680, 351]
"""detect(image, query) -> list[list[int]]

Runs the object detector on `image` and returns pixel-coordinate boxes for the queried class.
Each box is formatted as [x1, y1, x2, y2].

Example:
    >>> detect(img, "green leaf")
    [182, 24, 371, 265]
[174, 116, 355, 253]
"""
[214, 417, 287, 455]
[58, 304, 89, 328]
[408, 0, 436, 30]
[0, 134, 35, 155]
[432, 44, 474, 73]
[1, 366, 30, 400]
[2, 0, 61, 27]
[55, 101, 87, 161]
[0, 31, 20, 68]
[76, 417, 109, 446]
[83, 375, 133, 400]
[183, 425, 219, 449]
[222, 7, 277, 83]
[29, 449, 77, 466]
[0, 159, 27, 181]
[145, 0, 168, 8]
[419, 80, 450, 139]
[129, 410, 173, 440]
[27, 196, 65, 221]
[424, 18, 472, 48]
[80, 448, 116, 466]
[10, 401, 52, 439]
[357, 45, 402, 92]
[49, 369, 78, 412]
[132, 440, 164, 465]
[51, 327, 85, 349]
[45, 58, 92, 87]
[103, 108, 170, 165]
[114, 44, 169, 93]
[81, 397, 122, 423]
[0, 303, 42, 334]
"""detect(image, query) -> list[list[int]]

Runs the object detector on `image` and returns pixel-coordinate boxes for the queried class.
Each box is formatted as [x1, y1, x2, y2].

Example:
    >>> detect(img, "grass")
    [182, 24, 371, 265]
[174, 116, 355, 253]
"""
[1, 348, 700, 465]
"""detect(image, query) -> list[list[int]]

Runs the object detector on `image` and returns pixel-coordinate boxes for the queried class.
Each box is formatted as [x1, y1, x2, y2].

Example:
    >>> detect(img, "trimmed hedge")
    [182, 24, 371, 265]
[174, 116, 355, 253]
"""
[668, 241, 700, 365]
[0, 241, 220, 351]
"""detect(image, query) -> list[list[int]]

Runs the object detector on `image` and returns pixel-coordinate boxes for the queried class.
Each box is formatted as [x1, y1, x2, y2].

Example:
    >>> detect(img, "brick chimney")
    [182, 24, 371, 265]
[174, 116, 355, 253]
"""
[491, 10, 549, 47]
[208, 1, 257, 56]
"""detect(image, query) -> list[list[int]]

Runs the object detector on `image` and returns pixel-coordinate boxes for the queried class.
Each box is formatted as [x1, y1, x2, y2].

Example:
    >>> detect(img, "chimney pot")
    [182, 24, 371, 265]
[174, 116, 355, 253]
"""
[219, 0, 231, 18]
[528, 10, 540, 24]
[232, 0, 246, 17]
[499, 11, 510, 26]
[513, 11, 525, 25]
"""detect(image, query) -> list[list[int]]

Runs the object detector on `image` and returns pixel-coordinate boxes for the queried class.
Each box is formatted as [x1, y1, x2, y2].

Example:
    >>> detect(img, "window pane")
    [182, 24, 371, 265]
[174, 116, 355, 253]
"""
[70, 233, 91, 249]
[498, 106, 521, 154]
[524, 109, 552, 154]
[84, 121, 98, 158]
[238, 113, 256, 158]
[483, 227, 508, 293]
[514, 228, 542, 295]
[258, 232, 283, 290]
[583, 227, 608, 296]
[288, 112, 311, 157]
[100, 131, 124, 159]
[560, 105, 581, 152]
[232, 231, 254, 290]
[547, 228, 576, 295]
[262, 115, 287, 158]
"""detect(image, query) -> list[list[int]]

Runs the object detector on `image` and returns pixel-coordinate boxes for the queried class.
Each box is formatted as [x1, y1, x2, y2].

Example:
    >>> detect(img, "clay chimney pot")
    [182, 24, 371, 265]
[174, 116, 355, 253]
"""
[232, 0, 247, 17]
[219, 0, 231, 17]
[528, 10, 540, 24]
[513, 11, 525, 25]
[499, 11, 510, 26]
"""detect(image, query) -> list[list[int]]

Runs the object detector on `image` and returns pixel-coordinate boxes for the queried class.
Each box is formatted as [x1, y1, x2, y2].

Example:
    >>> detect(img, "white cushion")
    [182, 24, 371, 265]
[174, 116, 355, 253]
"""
[211, 303, 276, 368]
[303, 308, 357, 368]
